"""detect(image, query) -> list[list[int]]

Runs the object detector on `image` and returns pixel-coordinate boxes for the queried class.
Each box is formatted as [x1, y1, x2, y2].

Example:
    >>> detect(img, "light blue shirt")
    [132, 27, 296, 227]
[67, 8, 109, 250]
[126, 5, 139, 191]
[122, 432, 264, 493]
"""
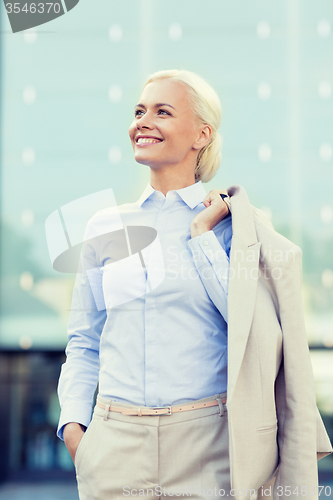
[57, 180, 232, 440]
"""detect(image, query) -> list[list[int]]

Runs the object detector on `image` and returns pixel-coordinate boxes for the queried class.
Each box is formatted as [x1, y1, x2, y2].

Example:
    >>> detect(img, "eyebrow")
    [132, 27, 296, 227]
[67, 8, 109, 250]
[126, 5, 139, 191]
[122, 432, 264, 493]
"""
[135, 102, 175, 110]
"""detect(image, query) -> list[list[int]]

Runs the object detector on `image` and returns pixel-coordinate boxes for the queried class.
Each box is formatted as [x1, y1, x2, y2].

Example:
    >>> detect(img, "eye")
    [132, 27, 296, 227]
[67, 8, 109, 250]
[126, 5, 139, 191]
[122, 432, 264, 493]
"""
[158, 109, 171, 116]
[134, 108, 171, 117]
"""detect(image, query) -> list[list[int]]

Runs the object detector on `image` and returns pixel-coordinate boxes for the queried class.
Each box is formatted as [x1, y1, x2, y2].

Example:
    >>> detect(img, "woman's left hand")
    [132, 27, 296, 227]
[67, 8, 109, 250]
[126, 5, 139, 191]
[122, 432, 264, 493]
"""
[190, 189, 230, 238]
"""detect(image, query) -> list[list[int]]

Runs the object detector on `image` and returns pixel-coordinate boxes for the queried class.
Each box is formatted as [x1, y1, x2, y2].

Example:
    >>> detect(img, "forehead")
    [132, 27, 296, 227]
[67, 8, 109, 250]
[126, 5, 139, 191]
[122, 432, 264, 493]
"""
[138, 79, 190, 108]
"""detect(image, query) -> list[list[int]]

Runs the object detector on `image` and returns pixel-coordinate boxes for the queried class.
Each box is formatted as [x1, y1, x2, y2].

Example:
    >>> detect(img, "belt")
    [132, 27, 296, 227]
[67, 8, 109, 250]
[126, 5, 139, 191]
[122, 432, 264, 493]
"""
[96, 397, 227, 417]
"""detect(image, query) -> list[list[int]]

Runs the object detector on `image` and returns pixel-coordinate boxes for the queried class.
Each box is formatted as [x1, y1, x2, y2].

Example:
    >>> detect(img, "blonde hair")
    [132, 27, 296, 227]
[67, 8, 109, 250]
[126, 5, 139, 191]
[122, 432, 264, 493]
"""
[143, 69, 222, 183]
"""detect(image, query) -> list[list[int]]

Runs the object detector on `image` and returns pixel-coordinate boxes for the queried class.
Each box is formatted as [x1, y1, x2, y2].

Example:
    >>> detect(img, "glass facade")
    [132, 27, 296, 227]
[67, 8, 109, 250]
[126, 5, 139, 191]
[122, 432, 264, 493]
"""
[0, 352, 74, 478]
[0, 0, 332, 484]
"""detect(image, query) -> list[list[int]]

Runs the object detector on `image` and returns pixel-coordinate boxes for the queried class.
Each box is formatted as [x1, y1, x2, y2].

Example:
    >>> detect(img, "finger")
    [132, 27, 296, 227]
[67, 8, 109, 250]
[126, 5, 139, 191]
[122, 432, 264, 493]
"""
[203, 189, 228, 206]
[203, 192, 214, 207]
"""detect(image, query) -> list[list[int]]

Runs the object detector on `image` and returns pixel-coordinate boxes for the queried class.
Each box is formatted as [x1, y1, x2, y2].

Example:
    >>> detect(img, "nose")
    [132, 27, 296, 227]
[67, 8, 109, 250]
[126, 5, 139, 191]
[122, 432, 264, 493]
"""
[136, 112, 154, 130]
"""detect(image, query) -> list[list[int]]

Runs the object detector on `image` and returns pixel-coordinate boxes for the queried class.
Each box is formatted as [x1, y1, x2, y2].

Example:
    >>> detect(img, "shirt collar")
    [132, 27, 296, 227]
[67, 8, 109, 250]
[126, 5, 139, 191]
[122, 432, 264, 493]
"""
[136, 180, 207, 209]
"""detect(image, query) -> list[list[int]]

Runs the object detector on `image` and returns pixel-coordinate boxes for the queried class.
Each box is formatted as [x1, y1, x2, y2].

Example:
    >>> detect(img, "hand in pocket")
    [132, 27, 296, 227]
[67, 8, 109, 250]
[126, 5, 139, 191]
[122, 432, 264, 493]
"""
[63, 422, 87, 464]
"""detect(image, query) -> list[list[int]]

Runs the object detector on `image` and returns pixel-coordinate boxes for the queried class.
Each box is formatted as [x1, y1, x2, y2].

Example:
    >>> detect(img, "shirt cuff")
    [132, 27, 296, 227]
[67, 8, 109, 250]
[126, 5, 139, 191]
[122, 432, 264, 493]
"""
[57, 399, 95, 441]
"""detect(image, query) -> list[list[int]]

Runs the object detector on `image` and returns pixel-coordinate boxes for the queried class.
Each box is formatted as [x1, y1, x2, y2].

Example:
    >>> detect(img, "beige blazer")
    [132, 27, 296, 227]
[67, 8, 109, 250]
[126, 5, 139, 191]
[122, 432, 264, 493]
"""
[225, 185, 332, 500]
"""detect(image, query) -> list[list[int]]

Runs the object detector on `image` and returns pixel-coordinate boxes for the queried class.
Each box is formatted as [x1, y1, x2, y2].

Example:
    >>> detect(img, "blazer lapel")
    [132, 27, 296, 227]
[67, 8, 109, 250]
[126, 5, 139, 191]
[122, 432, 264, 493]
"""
[226, 185, 262, 405]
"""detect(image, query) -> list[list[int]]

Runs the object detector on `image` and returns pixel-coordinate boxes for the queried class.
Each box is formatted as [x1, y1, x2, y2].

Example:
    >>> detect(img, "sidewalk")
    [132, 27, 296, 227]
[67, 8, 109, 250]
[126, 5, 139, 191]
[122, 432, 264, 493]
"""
[0, 482, 79, 500]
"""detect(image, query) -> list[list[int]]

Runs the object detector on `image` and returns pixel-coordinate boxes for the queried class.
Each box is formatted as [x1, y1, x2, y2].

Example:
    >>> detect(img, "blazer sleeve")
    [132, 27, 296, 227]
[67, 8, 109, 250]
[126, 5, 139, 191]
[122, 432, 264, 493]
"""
[272, 246, 332, 499]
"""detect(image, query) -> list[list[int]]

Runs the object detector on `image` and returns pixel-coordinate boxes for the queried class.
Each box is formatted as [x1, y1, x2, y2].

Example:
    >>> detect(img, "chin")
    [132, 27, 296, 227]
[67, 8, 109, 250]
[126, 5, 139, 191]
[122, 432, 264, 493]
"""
[134, 154, 157, 167]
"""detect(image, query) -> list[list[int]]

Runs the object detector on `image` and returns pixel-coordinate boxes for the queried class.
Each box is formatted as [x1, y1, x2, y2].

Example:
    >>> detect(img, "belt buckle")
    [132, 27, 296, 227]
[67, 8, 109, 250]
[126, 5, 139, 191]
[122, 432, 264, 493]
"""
[152, 405, 172, 415]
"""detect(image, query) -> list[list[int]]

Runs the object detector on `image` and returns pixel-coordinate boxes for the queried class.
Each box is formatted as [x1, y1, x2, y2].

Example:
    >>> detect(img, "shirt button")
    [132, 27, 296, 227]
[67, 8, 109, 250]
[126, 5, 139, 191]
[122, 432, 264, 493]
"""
[204, 241, 209, 246]
[221, 276, 227, 280]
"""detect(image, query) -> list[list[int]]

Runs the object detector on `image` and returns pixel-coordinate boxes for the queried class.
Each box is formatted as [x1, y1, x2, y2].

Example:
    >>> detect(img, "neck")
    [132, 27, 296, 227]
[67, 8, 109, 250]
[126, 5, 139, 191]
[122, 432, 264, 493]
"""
[149, 168, 197, 197]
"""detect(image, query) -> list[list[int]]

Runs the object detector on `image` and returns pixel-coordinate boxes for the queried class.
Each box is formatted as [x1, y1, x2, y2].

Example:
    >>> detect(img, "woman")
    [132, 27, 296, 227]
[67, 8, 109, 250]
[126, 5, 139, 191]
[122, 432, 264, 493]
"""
[57, 70, 332, 500]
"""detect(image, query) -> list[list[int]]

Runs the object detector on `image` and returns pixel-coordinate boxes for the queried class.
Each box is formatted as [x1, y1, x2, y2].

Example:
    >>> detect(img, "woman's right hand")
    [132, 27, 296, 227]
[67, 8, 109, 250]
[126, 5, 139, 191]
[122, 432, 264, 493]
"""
[63, 422, 87, 464]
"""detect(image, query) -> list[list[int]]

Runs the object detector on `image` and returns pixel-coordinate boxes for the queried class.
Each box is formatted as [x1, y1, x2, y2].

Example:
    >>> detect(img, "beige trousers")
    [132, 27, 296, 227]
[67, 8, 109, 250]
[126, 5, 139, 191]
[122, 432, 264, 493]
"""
[74, 392, 230, 500]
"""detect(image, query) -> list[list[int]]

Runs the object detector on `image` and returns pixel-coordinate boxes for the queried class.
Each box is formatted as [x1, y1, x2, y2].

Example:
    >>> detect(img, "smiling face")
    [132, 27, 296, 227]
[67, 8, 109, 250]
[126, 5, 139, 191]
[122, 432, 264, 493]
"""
[129, 79, 209, 175]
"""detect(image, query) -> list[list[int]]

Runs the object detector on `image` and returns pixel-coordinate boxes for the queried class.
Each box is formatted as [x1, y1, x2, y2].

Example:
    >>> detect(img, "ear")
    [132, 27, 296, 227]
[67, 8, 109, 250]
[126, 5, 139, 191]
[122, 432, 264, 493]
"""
[193, 125, 212, 150]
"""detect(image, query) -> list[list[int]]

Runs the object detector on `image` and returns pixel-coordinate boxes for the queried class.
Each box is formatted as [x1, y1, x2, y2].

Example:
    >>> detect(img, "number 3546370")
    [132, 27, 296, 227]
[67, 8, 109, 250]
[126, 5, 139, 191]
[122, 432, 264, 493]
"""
[5, 3, 61, 14]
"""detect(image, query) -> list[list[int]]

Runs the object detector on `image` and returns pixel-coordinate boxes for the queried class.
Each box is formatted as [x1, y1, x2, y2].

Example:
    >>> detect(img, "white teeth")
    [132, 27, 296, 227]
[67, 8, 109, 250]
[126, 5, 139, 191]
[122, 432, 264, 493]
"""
[137, 138, 161, 144]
